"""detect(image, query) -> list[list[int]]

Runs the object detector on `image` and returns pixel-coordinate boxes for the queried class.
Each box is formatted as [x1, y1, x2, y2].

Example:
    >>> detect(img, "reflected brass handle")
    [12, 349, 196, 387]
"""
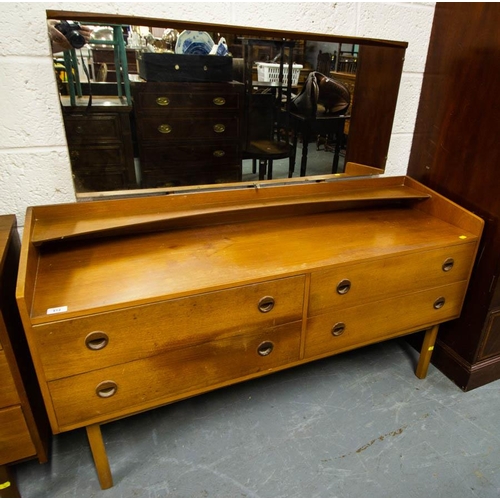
[337, 279, 351, 295]
[213, 123, 225, 133]
[158, 124, 172, 134]
[85, 331, 109, 351]
[96, 380, 117, 398]
[70, 150, 79, 159]
[75, 126, 83, 134]
[257, 341, 274, 356]
[258, 296, 275, 313]
[331, 322, 346, 336]
[213, 97, 226, 106]
[442, 258, 454, 272]
[156, 97, 170, 106]
[434, 297, 446, 309]
[213, 150, 225, 157]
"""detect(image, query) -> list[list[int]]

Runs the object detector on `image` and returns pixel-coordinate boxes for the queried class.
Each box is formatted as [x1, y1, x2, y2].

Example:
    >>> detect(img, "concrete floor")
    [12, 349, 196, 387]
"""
[14, 338, 500, 497]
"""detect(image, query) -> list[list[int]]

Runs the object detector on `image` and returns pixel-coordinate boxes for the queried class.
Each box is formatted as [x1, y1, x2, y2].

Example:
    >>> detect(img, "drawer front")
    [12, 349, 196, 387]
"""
[0, 350, 19, 408]
[304, 281, 467, 359]
[0, 406, 36, 464]
[69, 144, 126, 169]
[35, 276, 305, 381]
[49, 321, 302, 429]
[64, 114, 123, 142]
[309, 243, 476, 316]
[136, 90, 242, 112]
[138, 115, 241, 141]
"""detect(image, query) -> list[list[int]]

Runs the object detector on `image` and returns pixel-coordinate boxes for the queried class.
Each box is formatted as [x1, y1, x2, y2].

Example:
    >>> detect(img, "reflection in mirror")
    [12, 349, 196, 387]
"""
[48, 12, 405, 196]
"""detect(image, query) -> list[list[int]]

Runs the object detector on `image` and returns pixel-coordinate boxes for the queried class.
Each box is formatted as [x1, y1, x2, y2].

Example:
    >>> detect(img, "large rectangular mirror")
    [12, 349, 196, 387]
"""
[48, 10, 407, 196]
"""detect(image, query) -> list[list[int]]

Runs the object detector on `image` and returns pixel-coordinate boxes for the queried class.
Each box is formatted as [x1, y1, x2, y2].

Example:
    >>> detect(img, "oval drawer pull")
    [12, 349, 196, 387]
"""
[158, 124, 172, 134]
[434, 297, 446, 309]
[213, 150, 226, 157]
[257, 341, 274, 356]
[85, 331, 109, 351]
[337, 279, 351, 295]
[258, 296, 275, 313]
[96, 380, 117, 398]
[213, 97, 226, 106]
[156, 97, 170, 106]
[442, 258, 454, 272]
[331, 322, 346, 336]
[213, 123, 226, 133]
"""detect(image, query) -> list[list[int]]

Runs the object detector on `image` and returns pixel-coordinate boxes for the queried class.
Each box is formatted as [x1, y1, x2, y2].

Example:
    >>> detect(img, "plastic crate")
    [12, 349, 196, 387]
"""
[257, 62, 303, 86]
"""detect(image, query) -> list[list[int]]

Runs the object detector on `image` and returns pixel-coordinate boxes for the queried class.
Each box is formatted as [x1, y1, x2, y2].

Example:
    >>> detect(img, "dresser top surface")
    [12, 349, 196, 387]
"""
[29, 206, 477, 322]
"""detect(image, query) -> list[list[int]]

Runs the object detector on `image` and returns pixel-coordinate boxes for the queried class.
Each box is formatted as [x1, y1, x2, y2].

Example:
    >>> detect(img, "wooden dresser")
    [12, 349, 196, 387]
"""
[62, 99, 137, 192]
[0, 215, 48, 497]
[132, 81, 244, 188]
[16, 174, 483, 489]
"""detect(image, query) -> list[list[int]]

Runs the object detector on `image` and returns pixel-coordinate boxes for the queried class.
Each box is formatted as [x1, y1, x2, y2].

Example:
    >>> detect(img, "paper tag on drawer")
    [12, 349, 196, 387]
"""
[47, 306, 68, 315]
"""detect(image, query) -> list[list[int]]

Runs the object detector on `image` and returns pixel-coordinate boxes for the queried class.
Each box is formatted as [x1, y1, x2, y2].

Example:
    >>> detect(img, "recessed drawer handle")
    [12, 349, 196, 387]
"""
[213, 97, 226, 106]
[258, 296, 275, 313]
[257, 341, 274, 356]
[213, 123, 225, 133]
[158, 124, 172, 134]
[156, 97, 170, 106]
[442, 258, 454, 272]
[85, 331, 109, 351]
[434, 297, 446, 309]
[337, 279, 351, 295]
[213, 150, 225, 157]
[96, 380, 117, 398]
[331, 322, 346, 336]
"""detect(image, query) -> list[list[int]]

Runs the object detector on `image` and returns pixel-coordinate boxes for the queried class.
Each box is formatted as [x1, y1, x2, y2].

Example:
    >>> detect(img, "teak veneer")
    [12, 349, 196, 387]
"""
[16, 174, 483, 489]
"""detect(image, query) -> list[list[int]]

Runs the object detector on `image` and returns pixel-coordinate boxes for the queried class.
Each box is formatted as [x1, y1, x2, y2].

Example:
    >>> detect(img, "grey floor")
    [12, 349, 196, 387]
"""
[14, 338, 500, 498]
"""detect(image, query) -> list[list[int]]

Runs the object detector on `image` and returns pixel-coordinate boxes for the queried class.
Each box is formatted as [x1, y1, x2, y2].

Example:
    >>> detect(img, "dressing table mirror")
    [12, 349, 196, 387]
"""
[47, 10, 407, 198]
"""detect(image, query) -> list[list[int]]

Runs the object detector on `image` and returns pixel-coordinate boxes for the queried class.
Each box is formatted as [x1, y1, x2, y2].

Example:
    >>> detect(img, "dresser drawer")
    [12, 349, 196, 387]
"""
[304, 281, 468, 359]
[49, 321, 302, 429]
[309, 243, 476, 316]
[0, 350, 19, 408]
[64, 114, 125, 143]
[35, 276, 305, 381]
[138, 115, 241, 142]
[0, 406, 36, 464]
[135, 90, 242, 112]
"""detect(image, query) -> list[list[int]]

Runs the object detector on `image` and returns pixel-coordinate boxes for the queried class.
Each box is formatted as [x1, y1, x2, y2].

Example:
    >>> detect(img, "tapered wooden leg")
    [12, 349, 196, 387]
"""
[416, 325, 439, 379]
[86, 424, 113, 490]
[0, 465, 20, 498]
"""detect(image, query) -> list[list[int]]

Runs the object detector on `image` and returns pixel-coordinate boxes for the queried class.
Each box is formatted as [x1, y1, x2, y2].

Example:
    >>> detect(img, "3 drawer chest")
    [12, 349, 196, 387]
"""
[16, 173, 483, 489]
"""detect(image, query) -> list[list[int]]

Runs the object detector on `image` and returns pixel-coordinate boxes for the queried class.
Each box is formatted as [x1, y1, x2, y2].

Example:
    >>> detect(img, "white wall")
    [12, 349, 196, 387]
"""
[0, 2, 435, 232]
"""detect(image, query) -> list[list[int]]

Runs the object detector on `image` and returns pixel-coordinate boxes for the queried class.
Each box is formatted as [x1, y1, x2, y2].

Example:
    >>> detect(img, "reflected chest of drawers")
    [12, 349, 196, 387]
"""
[132, 81, 244, 188]
[16, 174, 483, 490]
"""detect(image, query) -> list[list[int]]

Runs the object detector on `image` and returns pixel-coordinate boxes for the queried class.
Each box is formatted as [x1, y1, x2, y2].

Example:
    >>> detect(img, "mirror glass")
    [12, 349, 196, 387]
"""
[48, 12, 403, 196]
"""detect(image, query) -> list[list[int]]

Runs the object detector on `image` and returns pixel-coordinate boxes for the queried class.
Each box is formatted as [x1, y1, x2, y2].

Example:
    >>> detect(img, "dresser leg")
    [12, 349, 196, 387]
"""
[0, 465, 20, 498]
[415, 324, 439, 379]
[86, 424, 113, 490]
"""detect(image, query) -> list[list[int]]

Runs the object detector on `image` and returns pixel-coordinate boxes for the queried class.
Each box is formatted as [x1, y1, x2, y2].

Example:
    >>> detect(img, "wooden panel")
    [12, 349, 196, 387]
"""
[305, 282, 468, 359]
[49, 321, 302, 429]
[0, 406, 36, 464]
[35, 276, 305, 380]
[0, 351, 20, 408]
[309, 243, 476, 315]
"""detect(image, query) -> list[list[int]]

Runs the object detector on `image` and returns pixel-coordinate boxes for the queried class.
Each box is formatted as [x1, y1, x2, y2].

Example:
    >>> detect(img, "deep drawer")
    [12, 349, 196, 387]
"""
[0, 406, 36, 464]
[49, 321, 302, 429]
[309, 243, 476, 316]
[0, 350, 19, 408]
[35, 276, 305, 381]
[304, 281, 468, 359]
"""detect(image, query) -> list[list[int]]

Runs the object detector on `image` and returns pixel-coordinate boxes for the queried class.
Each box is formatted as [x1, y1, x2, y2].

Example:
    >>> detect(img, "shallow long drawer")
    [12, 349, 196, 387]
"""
[49, 321, 302, 430]
[35, 276, 305, 381]
[309, 243, 475, 316]
[0, 406, 36, 464]
[304, 281, 467, 359]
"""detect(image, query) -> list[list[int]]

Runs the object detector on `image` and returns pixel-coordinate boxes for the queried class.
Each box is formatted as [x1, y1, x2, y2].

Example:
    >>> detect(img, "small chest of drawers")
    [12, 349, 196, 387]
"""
[16, 174, 483, 490]
[132, 81, 244, 188]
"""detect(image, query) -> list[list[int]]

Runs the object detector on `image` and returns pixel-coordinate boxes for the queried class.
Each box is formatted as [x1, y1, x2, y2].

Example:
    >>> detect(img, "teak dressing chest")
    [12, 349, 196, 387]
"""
[16, 173, 483, 489]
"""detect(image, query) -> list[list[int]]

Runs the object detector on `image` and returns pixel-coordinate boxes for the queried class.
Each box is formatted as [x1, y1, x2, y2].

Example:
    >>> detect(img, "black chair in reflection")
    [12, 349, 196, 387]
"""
[241, 38, 296, 180]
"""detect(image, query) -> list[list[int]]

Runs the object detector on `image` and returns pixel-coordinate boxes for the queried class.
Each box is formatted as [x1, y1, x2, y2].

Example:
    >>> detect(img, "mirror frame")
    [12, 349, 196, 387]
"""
[48, 10, 408, 198]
